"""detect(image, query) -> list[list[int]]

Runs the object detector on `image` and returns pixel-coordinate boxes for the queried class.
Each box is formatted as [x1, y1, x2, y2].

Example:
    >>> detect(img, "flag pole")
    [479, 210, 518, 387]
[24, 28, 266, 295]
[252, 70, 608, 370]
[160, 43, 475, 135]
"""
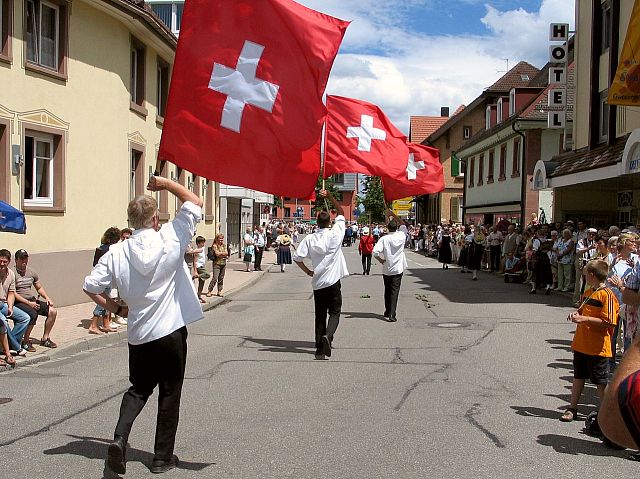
[321, 120, 330, 212]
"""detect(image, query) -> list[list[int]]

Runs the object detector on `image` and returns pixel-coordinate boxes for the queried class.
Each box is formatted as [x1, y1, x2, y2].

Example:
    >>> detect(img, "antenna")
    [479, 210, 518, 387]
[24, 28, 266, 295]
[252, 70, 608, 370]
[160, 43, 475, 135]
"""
[497, 58, 509, 74]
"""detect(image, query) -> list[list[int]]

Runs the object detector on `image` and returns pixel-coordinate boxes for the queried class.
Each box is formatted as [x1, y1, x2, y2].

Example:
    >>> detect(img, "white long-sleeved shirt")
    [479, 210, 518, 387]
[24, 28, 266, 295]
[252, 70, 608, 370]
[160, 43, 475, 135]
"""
[84, 202, 204, 345]
[292, 215, 349, 290]
[373, 230, 408, 275]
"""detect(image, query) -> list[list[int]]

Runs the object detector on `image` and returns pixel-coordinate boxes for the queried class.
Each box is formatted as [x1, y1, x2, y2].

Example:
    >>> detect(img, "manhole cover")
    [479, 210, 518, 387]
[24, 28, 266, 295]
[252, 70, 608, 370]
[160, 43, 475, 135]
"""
[0, 398, 13, 405]
[435, 322, 464, 328]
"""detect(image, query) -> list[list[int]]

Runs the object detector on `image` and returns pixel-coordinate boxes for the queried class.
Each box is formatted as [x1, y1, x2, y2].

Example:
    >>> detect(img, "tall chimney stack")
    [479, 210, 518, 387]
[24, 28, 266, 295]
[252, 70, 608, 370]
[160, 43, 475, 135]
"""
[441, 107, 450, 117]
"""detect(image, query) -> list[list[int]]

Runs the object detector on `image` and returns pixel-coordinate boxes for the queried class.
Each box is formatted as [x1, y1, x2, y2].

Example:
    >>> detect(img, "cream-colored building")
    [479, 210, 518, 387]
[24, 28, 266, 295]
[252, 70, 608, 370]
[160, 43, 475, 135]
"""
[0, 0, 217, 306]
[534, 1, 640, 227]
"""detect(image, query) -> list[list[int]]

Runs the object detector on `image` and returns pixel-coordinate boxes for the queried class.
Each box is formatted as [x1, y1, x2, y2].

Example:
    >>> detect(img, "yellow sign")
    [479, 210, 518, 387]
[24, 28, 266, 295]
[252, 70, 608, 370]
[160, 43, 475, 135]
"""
[609, 0, 640, 105]
[391, 197, 412, 215]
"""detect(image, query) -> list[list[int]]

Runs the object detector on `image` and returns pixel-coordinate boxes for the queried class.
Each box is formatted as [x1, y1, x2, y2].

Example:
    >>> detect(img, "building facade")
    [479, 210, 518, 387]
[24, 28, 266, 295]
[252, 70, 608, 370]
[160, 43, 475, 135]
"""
[0, 0, 217, 306]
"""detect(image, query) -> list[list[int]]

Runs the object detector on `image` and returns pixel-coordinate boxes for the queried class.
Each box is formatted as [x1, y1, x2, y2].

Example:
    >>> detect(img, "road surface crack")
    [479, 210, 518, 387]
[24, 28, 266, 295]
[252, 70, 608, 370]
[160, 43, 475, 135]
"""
[465, 403, 506, 448]
[393, 364, 450, 411]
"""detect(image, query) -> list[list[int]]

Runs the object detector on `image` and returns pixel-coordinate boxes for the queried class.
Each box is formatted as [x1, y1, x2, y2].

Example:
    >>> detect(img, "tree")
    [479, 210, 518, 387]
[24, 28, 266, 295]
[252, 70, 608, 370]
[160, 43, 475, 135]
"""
[314, 175, 341, 212]
[359, 176, 386, 223]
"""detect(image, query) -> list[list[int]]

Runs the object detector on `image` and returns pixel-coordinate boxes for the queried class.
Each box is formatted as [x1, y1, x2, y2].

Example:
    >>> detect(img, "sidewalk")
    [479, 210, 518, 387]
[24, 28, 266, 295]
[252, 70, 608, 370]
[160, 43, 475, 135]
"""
[2, 250, 277, 370]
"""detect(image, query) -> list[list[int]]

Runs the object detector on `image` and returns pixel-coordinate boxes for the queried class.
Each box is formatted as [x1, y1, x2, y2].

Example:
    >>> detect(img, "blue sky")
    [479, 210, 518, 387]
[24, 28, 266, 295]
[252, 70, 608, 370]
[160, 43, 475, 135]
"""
[297, 0, 574, 132]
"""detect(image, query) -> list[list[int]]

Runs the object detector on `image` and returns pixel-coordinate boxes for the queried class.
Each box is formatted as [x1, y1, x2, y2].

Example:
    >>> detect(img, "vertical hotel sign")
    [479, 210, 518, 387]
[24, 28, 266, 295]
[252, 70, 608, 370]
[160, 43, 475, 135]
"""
[548, 23, 569, 130]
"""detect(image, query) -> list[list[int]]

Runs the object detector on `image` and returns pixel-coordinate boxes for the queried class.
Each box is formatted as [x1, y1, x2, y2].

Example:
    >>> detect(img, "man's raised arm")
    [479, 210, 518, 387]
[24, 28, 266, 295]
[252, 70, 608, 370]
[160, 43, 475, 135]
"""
[320, 189, 344, 217]
[147, 175, 203, 207]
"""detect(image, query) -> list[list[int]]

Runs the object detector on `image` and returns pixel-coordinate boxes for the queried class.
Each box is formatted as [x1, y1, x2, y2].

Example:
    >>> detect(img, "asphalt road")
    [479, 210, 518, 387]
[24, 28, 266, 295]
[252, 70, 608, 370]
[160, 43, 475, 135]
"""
[1, 244, 638, 478]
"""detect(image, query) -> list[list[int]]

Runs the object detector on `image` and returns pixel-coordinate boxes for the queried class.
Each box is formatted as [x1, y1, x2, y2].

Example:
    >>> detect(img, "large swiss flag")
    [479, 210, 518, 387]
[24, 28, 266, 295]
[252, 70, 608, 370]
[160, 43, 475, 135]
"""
[158, 0, 349, 198]
[381, 142, 444, 202]
[324, 95, 409, 179]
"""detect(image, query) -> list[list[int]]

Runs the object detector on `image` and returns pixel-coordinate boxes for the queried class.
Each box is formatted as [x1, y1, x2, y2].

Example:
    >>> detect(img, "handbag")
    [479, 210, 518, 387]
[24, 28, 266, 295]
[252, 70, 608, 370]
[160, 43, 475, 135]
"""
[207, 246, 217, 261]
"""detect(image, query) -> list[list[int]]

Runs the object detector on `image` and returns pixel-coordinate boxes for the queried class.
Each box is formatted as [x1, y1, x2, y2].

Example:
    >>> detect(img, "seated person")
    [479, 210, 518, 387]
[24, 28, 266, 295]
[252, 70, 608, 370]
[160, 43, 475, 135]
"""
[504, 253, 526, 283]
[0, 249, 31, 356]
[13, 249, 58, 350]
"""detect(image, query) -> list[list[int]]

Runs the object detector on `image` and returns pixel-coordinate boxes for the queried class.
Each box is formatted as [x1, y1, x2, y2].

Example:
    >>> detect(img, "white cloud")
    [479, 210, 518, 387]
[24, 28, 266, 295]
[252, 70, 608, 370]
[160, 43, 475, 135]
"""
[297, 0, 574, 134]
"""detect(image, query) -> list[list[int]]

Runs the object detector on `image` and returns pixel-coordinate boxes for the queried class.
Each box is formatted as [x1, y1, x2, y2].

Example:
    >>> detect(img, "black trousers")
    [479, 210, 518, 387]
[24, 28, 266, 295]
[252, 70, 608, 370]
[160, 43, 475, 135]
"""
[254, 247, 264, 270]
[383, 273, 403, 319]
[489, 245, 501, 272]
[313, 281, 342, 355]
[361, 254, 372, 274]
[114, 326, 188, 460]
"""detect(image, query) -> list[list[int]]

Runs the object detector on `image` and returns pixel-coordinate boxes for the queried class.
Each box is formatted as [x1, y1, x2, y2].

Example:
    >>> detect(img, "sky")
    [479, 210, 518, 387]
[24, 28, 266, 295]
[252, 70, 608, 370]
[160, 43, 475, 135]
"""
[296, 0, 575, 134]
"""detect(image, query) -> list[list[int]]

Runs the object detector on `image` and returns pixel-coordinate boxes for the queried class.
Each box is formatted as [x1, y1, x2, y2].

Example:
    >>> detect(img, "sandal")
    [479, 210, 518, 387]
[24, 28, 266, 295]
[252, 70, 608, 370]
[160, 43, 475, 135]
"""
[560, 408, 577, 422]
[41, 338, 58, 349]
[205, 292, 214, 297]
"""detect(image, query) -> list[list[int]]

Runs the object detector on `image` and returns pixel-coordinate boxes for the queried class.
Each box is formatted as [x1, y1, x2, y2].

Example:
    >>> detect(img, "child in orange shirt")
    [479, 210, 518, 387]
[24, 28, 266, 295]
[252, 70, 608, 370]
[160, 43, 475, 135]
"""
[561, 259, 619, 422]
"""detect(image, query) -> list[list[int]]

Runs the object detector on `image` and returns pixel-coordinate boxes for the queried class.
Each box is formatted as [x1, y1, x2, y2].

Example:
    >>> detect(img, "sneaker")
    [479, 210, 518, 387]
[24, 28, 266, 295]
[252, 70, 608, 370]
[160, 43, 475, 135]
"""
[41, 338, 58, 348]
[22, 342, 36, 353]
[16, 348, 27, 357]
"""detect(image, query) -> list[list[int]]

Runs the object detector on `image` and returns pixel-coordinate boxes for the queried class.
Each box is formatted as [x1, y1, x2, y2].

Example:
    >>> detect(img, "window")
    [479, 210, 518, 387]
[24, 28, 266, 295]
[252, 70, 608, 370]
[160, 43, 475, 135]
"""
[468, 157, 475, 187]
[157, 57, 169, 119]
[129, 147, 144, 201]
[284, 207, 290, 218]
[499, 144, 507, 180]
[512, 139, 520, 177]
[23, 126, 66, 211]
[487, 150, 494, 183]
[150, 2, 183, 35]
[598, 89, 609, 143]
[601, 1, 611, 54]
[332, 173, 344, 184]
[478, 154, 484, 185]
[175, 3, 183, 31]
[1, 0, 13, 61]
[485, 106, 491, 129]
[509, 89, 516, 116]
[156, 159, 170, 220]
[25, 0, 67, 76]
[463, 126, 472, 140]
[451, 153, 462, 177]
[496, 98, 503, 124]
[450, 197, 461, 223]
[130, 37, 146, 114]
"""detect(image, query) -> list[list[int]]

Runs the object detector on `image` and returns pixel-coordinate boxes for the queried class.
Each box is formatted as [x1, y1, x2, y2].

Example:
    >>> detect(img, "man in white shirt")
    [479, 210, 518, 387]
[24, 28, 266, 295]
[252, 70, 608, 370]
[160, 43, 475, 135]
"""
[253, 226, 267, 271]
[84, 176, 203, 475]
[293, 190, 348, 360]
[373, 210, 408, 322]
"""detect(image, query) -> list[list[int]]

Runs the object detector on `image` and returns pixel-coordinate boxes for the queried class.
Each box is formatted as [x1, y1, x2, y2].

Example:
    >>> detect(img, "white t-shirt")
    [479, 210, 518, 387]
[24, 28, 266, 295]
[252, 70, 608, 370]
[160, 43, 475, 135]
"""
[373, 231, 408, 275]
[84, 202, 204, 345]
[196, 248, 206, 268]
[292, 215, 349, 290]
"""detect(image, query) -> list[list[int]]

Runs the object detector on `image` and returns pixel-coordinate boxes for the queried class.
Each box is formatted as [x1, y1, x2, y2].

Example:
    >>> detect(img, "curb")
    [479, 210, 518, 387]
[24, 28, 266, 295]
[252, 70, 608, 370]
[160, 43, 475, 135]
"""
[3, 266, 270, 371]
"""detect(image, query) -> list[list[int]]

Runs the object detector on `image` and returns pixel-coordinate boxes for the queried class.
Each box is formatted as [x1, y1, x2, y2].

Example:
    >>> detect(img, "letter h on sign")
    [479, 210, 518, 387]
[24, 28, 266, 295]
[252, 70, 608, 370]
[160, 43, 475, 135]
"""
[549, 23, 569, 42]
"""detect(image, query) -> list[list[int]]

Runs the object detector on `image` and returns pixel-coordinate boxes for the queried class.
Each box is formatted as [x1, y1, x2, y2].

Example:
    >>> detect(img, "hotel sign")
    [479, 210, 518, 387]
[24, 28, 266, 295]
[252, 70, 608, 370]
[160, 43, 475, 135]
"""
[548, 23, 569, 129]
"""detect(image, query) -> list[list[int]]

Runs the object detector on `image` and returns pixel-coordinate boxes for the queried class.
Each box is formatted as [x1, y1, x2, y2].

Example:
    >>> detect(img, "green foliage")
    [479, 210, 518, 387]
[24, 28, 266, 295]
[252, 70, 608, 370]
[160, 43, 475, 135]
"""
[359, 176, 386, 223]
[314, 175, 342, 211]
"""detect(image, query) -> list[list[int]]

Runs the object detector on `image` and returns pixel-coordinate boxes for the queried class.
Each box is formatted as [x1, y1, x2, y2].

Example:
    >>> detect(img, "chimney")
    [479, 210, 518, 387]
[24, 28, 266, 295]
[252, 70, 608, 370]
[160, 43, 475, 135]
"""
[441, 107, 450, 117]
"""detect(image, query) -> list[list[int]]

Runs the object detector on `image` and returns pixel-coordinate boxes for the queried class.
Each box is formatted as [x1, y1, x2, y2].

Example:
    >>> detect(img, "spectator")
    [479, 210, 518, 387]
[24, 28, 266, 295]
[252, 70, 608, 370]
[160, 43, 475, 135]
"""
[0, 249, 31, 357]
[206, 234, 229, 297]
[13, 249, 58, 350]
[192, 236, 210, 304]
[438, 227, 452, 270]
[488, 225, 503, 273]
[0, 318, 14, 367]
[549, 230, 559, 289]
[120, 228, 133, 241]
[560, 259, 619, 422]
[89, 227, 121, 335]
[572, 221, 591, 305]
[253, 227, 266, 271]
[554, 229, 575, 292]
[243, 227, 254, 272]
[529, 228, 553, 295]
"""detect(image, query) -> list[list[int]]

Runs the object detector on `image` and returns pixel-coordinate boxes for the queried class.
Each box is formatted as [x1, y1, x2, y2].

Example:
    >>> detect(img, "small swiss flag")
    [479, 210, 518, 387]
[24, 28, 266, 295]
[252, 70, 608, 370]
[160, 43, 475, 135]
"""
[381, 143, 444, 202]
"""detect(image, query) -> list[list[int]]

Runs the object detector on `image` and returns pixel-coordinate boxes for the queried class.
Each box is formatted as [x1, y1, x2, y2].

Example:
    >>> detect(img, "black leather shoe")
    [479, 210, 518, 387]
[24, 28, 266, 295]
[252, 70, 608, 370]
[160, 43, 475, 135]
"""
[150, 454, 179, 474]
[321, 335, 331, 357]
[107, 436, 127, 474]
[388, 316, 397, 322]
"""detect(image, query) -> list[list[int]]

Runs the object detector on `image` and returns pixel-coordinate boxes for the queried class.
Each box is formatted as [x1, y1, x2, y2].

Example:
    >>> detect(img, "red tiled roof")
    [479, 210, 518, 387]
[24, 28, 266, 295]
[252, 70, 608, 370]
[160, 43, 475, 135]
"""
[409, 116, 449, 143]
[452, 104, 465, 116]
[548, 133, 629, 178]
[486, 61, 540, 92]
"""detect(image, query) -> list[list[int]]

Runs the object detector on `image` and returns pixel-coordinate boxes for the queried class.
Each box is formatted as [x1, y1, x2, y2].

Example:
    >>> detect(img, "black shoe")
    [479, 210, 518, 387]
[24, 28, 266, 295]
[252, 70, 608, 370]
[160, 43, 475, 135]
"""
[107, 436, 127, 475]
[388, 316, 397, 322]
[321, 335, 331, 357]
[314, 353, 326, 360]
[529, 289, 536, 294]
[150, 454, 179, 474]
[545, 286, 551, 295]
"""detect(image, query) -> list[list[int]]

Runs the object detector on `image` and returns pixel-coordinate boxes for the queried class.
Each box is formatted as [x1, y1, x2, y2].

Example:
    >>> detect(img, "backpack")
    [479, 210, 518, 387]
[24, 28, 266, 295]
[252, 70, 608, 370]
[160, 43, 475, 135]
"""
[207, 246, 217, 261]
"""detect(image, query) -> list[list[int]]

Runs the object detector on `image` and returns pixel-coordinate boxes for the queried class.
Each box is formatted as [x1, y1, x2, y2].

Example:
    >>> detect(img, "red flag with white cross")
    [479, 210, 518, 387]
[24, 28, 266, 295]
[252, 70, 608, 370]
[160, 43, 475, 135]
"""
[324, 95, 410, 179]
[158, 0, 349, 198]
[381, 142, 444, 202]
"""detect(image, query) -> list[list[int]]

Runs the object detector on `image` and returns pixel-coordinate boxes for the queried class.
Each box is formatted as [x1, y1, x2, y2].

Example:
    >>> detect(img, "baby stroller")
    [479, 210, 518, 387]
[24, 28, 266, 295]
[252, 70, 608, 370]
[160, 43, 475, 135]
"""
[504, 255, 526, 283]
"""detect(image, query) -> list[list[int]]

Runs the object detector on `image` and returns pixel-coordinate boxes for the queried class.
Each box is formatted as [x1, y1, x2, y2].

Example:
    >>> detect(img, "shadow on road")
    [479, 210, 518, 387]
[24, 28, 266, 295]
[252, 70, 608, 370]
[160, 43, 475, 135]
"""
[43, 434, 214, 477]
[511, 405, 563, 420]
[341, 311, 388, 322]
[536, 433, 628, 458]
[241, 337, 316, 355]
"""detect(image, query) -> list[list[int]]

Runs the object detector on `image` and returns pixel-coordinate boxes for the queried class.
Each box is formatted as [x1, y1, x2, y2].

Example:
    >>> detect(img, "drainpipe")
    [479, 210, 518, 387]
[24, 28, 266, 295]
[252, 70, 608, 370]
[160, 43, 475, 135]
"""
[512, 120, 526, 228]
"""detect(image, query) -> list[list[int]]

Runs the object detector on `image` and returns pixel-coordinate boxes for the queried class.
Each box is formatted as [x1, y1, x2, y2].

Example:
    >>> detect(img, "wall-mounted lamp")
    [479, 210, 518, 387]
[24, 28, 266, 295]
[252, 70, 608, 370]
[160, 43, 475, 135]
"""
[11, 145, 23, 176]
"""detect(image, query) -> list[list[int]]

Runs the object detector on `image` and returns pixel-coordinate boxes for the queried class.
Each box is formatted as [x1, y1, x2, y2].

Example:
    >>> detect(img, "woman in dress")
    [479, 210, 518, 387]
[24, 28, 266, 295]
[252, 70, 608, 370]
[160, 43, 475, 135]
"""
[276, 233, 293, 272]
[466, 226, 485, 280]
[438, 227, 452, 269]
[206, 234, 229, 297]
[458, 225, 472, 273]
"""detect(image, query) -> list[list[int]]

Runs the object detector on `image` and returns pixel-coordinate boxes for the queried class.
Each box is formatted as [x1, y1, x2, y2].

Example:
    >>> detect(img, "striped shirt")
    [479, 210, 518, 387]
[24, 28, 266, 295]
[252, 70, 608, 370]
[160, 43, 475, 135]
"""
[572, 287, 619, 357]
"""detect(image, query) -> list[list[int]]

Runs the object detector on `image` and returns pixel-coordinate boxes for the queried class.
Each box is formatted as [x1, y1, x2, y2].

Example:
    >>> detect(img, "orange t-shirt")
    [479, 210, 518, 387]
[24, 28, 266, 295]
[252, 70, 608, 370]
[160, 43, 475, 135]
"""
[572, 287, 619, 357]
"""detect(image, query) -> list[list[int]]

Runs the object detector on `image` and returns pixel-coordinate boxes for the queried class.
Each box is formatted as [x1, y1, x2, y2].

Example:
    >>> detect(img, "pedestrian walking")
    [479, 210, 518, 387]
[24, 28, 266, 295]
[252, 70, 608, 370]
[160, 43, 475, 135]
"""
[358, 226, 374, 275]
[293, 189, 348, 360]
[438, 227, 452, 269]
[83, 175, 204, 474]
[276, 233, 293, 272]
[254, 227, 266, 271]
[373, 209, 408, 322]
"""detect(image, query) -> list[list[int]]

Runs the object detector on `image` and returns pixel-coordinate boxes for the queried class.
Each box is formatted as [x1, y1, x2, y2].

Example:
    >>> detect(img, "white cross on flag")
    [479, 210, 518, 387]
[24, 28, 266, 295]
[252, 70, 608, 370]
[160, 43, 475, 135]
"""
[158, 0, 349, 198]
[324, 95, 411, 180]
